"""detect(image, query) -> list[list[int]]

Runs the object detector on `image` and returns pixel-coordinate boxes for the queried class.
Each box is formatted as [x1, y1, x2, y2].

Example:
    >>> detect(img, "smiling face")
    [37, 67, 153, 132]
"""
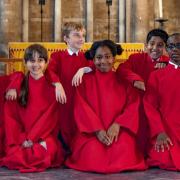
[26, 51, 47, 79]
[64, 29, 85, 51]
[94, 46, 114, 72]
[167, 34, 180, 65]
[146, 36, 166, 60]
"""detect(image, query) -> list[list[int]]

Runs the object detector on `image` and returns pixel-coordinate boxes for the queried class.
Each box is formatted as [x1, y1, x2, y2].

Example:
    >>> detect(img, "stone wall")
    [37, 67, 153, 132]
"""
[93, 0, 119, 41]
[0, 0, 180, 58]
[29, 0, 54, 42]
[0, 0, 22, 57]
[163, 0, 180, 34]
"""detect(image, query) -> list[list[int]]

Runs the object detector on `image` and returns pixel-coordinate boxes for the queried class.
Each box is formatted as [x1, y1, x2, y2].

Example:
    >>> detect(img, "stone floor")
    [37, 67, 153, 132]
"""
[0, 167, 180, 180]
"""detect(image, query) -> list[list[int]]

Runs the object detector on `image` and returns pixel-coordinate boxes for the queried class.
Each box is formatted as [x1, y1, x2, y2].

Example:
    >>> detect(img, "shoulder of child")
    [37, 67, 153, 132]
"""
[128, 52, 147, 61]
[9, 71, 24, 80]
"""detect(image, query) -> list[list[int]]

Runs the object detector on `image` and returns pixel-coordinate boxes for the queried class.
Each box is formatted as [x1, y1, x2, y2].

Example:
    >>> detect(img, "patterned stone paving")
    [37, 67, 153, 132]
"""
[0, 168, 180, 180]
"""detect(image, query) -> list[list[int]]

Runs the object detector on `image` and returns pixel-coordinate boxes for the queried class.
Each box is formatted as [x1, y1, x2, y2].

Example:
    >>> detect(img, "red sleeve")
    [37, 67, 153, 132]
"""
[0, 75, 10, 110]
[0, 76, 10, 145]
[116, 54, 144, 84]
[143, 72, 165, 138]
[115, 86, 140, 135]
[46, 52, 61, 83]
[159, 55, 170, 63]
[4, 101, 26, 146]
[6, 72, 24, 93]
[74, 84, 104, 133]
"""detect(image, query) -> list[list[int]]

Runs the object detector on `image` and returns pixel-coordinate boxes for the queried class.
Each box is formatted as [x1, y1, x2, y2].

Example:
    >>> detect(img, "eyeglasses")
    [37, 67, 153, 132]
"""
[166, 43, 180, 50]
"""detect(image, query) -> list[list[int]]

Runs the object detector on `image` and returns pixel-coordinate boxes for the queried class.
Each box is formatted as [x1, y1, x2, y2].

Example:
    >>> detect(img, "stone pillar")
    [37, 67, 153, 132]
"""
[54, 0, 62, 42]
[22, 0, 29, 42]
[125, 0, 132, 42]
[118, 0, 126, 42]
[0, 0, 22, 57]
[0, 1, 5, 45]
[85, 0, 93, 42]
[135, 0, 155, 42]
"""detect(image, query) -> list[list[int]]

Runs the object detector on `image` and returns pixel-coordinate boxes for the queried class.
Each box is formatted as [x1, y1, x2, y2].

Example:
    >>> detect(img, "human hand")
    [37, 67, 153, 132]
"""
[107, 123, 120, 144]
[133, 80, 146, 91]
[154, 62, 167, 69]
[22, 140, 33, 148]
[5, 89, 17, 100]
[96, 130, 111, 146]
[72, 68, 84, 87]
[155, 132, 173, 152]
[54, 82, 67, 104]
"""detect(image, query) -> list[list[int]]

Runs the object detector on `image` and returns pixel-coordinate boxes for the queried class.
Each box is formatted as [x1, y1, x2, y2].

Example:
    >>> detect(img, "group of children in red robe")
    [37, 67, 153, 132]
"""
[0, 21, 180, 173]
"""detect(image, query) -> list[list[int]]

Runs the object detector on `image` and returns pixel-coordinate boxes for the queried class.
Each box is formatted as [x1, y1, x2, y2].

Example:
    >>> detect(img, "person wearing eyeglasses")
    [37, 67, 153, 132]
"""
[144, 33, 180, 170]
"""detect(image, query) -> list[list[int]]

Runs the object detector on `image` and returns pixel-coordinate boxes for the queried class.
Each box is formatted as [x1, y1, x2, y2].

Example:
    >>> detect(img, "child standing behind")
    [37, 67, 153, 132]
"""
[116, 29, 169, 156]
[2, 44, 64, 173]
[46, 22, 94, 148]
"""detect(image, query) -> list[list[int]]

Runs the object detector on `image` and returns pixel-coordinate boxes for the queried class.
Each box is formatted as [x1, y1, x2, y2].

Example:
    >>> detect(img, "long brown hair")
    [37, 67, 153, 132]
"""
[18, 44, 48, 107]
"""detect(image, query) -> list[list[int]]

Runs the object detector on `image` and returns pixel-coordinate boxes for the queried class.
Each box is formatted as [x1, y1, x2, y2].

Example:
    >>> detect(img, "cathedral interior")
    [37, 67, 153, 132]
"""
[0, 0, 180, 179]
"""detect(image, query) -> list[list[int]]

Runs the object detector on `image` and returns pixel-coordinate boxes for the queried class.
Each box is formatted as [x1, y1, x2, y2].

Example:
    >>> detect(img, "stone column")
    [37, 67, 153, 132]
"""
[0, 0, 5, 45]
[54, 0, 62, 42]
[22, 0, 29, 42]
[0, 0, 22, 57]
[118, 0, 126, 42]
[125, 0, 133, 42]
[85, 0, 93, 42]
[135, 0, 155, 42]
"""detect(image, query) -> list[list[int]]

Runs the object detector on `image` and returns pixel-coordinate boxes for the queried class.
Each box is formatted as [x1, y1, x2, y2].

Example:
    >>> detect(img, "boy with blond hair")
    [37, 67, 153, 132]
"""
[46, 22, 94, 148]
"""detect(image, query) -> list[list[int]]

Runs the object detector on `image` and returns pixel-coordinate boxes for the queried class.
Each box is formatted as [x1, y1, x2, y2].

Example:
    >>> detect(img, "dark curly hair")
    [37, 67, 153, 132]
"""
[85, 40, 123, 60]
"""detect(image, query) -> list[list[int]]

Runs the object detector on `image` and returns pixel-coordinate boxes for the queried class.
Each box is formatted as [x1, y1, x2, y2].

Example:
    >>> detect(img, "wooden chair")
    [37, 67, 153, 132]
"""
[0, 58, 24, 75]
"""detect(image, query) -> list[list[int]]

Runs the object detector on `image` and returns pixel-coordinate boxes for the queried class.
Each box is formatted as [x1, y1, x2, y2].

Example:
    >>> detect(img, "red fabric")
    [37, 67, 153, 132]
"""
[66, 70, 146, 173]
[46, 50, 94, 146]
[116, 53, 169, 156]
[0, 76, 10, 159]
[144, 64, 180, 170]
[6, 72, 24, 93]
[116, 53, 169, 84]
[2, 73, 64, 172]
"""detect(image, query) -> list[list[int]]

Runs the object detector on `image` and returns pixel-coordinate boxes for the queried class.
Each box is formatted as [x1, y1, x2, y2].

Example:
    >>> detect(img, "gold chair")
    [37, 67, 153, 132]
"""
[8, 42, 145, 72]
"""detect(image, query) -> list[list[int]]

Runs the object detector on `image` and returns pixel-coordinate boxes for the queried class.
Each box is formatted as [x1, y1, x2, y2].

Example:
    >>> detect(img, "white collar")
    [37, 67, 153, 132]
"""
[169, 61, 179, 69]
[67, 48, 79, 56]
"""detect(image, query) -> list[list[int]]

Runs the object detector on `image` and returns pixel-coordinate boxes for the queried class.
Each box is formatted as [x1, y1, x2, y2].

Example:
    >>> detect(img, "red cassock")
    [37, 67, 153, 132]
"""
[116, 53, 169, 155]
[2, 73, 64, 172]
[144, 64, 180, 171]
[65, 70, 147, 173]
[0, 75, 10, 159]
[47, 50, 94, 146]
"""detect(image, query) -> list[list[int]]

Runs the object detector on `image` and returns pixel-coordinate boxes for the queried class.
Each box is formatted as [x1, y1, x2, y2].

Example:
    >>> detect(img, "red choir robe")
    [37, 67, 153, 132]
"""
[0, 75, 10, 159]
[46, 50, 94, 146]
[2, 72, 64, 172]
[116, 52, 169, 155]
[65, 69, 147, 173]
[144, 63, 180, 170]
